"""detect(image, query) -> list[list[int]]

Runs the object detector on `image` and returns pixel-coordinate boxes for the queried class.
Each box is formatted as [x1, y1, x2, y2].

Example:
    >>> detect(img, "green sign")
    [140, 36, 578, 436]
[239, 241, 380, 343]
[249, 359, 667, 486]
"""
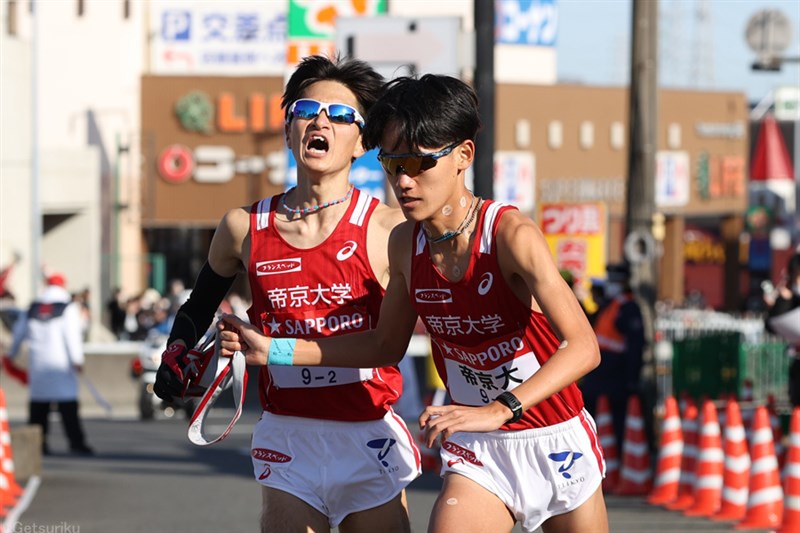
[289, 0, 387, 40]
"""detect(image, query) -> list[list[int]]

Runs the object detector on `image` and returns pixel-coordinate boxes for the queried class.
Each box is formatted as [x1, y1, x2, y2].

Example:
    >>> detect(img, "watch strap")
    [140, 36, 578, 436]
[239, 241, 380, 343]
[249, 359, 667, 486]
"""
[495, 391, 523, 423]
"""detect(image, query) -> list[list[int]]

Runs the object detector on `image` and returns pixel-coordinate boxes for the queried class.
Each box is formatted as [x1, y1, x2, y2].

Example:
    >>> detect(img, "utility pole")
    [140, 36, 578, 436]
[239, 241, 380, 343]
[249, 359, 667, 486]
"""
[626, 0, 659, 434]
[473, 0, 494, 200]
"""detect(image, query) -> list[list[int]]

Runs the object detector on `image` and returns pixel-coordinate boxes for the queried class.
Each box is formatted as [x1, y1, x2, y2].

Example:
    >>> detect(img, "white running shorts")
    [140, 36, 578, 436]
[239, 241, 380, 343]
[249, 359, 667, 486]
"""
[439, 409, 605, 533]
[251, 409, 422, 527]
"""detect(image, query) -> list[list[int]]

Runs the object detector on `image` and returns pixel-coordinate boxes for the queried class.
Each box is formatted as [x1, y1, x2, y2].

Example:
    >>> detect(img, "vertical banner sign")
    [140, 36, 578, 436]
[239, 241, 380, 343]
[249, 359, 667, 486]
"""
[539, 203, 607, 285]
[655, 151, 690, 207]
[494, 151, 535, 213]
[287, 0, 386, 65]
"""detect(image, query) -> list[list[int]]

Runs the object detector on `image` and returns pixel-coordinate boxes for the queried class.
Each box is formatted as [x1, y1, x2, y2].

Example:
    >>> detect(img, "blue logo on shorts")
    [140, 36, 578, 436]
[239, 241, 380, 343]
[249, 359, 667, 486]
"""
[548, 451, 583, 479]
[366, 438, 397, 467]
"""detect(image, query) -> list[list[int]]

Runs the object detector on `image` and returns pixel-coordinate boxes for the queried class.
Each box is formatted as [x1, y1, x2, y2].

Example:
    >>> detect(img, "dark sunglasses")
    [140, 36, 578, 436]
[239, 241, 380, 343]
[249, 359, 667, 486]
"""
[377, 141, 462, 178]
[286, 99, 365, 128]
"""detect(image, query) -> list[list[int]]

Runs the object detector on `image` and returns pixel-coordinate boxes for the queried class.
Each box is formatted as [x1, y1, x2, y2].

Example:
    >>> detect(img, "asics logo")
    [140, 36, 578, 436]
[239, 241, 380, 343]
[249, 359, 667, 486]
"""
[415, 289, 453, 304]
[367, 438, 397, 467]
[478, 273, 493, 295]
[548, 451, 583, 479]
[336, 240, 358, 261]
[255, 258, 301, 276]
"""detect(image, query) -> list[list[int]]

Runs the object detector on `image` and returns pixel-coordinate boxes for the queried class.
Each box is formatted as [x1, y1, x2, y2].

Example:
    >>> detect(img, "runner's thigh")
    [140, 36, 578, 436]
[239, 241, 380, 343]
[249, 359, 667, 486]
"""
[261, 485, 329, 533]
[338, 492, 410, 533]
[428, 473, 515, 533]
[540, 485, 608, 533]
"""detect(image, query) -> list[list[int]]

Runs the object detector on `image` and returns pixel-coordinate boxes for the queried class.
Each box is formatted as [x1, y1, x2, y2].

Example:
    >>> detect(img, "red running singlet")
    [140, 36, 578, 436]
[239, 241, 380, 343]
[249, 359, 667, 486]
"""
[409, 200, 586, 430]
[248, 188, 402, 421]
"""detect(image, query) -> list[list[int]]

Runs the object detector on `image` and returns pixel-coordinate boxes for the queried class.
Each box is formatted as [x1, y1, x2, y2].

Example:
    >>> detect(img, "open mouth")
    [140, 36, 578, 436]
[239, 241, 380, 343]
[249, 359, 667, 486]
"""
[307, 135, 329, 154]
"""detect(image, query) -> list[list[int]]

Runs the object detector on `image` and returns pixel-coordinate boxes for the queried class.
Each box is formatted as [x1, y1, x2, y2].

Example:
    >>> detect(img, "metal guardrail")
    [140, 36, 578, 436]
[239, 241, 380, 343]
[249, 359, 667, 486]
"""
[654, 309, 790, 408]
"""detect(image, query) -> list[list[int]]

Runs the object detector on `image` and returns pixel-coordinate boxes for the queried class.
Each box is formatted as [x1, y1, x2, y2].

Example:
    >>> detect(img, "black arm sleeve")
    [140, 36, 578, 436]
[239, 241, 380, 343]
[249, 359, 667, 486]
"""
[167, 262, 236, 348]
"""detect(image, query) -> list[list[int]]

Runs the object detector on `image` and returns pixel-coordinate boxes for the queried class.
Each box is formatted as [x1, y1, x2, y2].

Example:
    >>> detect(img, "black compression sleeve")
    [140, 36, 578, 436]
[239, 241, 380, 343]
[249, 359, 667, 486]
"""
[167, 262, 236, 348]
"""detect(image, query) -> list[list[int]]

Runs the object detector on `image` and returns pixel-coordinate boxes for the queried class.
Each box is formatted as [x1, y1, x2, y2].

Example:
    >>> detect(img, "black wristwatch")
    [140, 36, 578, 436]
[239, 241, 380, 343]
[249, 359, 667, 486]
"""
[495, 391, 523, 423]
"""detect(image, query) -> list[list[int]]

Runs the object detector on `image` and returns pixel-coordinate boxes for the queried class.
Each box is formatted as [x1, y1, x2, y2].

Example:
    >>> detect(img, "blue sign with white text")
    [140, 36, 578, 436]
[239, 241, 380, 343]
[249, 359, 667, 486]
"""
[496, 0, 558, 46]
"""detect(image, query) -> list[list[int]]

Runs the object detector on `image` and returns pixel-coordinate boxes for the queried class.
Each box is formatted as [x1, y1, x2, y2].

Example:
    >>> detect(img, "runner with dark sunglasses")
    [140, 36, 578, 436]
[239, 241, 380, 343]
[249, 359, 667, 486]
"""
[220, 74, 609, 533]
[154, 56, 420, 533]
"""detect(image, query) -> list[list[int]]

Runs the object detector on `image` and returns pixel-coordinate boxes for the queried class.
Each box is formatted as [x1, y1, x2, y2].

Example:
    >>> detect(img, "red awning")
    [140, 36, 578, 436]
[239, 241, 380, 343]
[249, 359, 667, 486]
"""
[750, 113, 795, 182]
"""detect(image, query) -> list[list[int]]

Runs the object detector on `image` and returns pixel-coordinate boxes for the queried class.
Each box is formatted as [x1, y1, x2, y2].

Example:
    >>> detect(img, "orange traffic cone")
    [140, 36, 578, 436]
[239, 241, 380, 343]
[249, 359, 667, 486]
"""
[615, 395, 652, 495]
[712, 399, 751, 522]
[0, 388, 23, 498]
[666, 401, 699, 511]
[648, 396, 683, 505]
[596, 395, 619, 492]
[736, 405, 784, 530]
[685, 400, 724, 517]
[778, 407, 800, 533]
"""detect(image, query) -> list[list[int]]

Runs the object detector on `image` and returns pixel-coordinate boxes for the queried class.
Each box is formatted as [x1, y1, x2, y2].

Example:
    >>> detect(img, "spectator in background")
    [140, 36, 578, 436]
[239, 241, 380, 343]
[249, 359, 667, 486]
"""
[106, 287, 126, 339]
[7, 273, 94, 455]
[580, 263, 645, 450]
[73, 287, 92, 341]
[765, 250, 800, 407]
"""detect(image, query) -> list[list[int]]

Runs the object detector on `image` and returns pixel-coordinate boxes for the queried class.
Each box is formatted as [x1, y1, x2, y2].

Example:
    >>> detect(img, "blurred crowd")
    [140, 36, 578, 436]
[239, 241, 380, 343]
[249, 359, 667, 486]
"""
[105, 279, 251, 342]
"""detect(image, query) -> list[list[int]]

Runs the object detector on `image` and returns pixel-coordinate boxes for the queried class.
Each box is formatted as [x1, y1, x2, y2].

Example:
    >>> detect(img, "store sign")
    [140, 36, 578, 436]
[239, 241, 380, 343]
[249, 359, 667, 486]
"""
[174, 90, 284, 135]
[158, 144, 277, 184]
[683, 228, 725, 264]
[287, 0, 386, 66]
[151, 1, 287, 75]
[696, 153, 745, 201]
[694, 121, 746, 139]
[539, 203, 606, 285]
[496, 0, 558, 46]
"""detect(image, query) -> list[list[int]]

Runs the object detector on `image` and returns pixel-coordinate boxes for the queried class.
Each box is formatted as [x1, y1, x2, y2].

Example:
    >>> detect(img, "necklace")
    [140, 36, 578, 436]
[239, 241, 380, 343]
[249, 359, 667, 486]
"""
[282, 184, 354, 216]
[426, 194, 482, 244]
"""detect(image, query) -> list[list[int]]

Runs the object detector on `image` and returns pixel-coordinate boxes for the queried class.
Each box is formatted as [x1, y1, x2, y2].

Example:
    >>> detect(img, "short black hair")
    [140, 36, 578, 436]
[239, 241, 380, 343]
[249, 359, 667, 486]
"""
[362, 74, 481, 152]
[282, 55, 385, 122]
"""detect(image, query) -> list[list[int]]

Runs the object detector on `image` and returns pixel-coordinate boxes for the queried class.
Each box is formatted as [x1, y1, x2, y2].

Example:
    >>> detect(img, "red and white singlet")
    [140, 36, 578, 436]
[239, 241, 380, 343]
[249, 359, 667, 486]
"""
[248, 188, 402, 421]
[409, 200, 586, 430]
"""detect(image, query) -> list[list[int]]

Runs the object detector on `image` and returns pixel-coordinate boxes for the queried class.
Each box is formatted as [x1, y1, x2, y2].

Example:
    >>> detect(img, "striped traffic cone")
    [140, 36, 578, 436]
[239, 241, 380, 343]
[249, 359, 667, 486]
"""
[648, 396, 683, 505]
[0, 388, 22, 499]
[736, 405, 784, 530]
[666, 401, 699, 511]
[778, 407, 800, 533]
[712, 399, 751, 522]
[615, 395, 652, 495]
[685, 400, 724, 517]
[596, 395, 619, 492]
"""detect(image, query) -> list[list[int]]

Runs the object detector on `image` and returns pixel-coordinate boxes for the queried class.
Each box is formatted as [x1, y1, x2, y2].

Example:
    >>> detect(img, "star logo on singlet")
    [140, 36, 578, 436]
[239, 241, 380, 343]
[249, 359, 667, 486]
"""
[266, 316, 281, 334]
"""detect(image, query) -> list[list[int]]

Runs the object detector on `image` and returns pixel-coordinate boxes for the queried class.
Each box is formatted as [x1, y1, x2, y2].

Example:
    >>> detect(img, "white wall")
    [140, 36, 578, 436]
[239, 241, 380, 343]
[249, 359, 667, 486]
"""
[0, 1, 34, 306]
[1, 0, 145, 337]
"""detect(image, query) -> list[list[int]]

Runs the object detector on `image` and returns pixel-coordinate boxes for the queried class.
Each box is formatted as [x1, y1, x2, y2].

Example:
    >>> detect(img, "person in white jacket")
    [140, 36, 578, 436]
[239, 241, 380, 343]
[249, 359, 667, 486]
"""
[9, 273, 93, 455]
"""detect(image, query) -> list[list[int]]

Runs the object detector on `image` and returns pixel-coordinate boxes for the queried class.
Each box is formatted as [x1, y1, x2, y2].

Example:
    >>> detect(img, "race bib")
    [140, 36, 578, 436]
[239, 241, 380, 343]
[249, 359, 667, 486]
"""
[269, 366, 375, 388]
[432, 332, 541, 405]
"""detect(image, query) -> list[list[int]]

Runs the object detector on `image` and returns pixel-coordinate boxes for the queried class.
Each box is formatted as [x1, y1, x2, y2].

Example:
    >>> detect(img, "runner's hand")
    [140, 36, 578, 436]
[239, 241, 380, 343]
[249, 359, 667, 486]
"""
[153, 342, 190, 402]
[218, 314, 270, 365]
[418, 403, 511, 448]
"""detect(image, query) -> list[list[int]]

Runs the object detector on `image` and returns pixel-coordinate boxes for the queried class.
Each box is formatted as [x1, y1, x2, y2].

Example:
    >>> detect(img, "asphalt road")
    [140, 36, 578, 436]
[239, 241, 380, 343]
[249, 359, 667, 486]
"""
[5, 406, 770, 533]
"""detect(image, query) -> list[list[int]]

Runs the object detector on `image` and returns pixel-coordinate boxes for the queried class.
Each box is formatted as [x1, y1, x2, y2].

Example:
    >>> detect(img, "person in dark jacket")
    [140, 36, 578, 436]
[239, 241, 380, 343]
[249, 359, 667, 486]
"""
[580, 263, 645, 449]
